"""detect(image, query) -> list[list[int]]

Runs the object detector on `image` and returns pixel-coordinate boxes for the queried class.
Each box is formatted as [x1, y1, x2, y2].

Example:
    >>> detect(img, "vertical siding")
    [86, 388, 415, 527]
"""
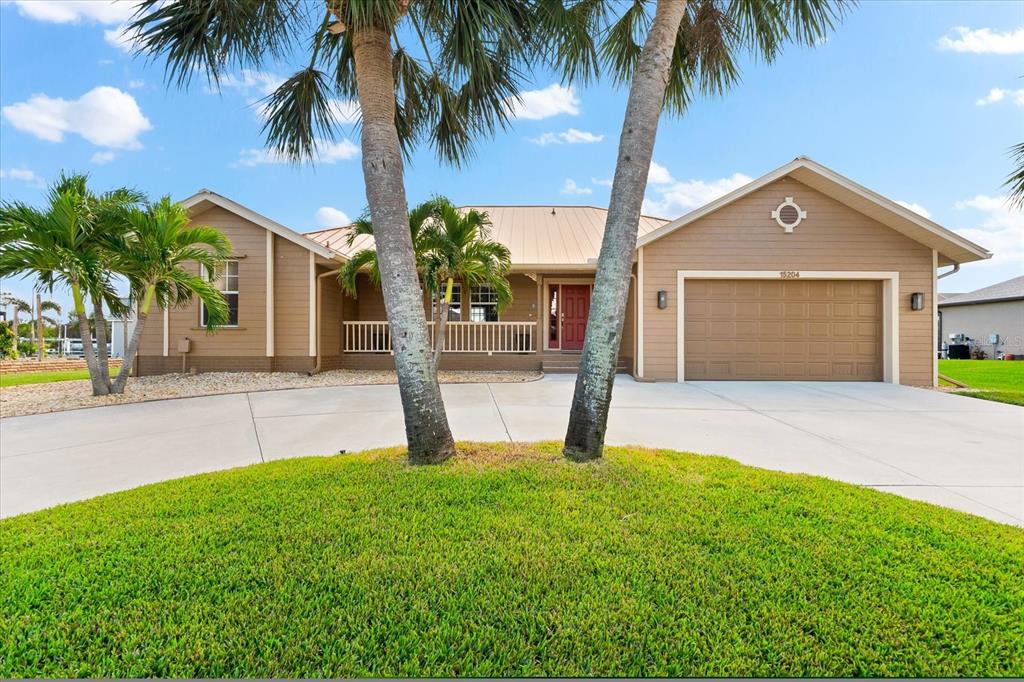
[137, 205, 268, 360]
[640, 177, 935, 385]
[273, 235, 311, 357]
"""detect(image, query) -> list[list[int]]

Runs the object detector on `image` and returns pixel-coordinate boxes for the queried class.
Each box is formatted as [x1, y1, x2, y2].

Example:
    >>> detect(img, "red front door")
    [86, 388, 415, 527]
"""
[560, 285, 590, 351]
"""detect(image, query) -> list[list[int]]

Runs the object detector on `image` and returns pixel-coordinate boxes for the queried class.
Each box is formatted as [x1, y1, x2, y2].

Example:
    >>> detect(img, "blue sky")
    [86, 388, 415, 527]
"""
[1, 0, 1022, 316]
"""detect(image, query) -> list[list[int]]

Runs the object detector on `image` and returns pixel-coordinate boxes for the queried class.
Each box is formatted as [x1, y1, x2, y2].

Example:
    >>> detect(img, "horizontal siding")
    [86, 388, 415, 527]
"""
[641, 177, 935, 385]
[274, 235, 311, 357]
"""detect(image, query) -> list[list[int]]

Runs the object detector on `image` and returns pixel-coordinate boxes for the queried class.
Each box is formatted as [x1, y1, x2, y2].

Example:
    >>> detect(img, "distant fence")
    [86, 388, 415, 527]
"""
[0, 358, 122, 374]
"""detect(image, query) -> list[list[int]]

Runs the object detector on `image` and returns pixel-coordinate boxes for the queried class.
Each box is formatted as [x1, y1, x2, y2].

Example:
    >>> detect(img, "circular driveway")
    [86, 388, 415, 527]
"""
[2, 375, 1021, 525]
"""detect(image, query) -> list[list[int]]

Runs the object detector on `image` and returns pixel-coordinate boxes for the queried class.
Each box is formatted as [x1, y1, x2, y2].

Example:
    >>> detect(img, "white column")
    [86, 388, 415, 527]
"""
[308, 251, 316, 356]
[162, 307, 169, 356]
[266, 232, 275, 357]
[637, 246, 645, 378]
[931, 250, 938, 386]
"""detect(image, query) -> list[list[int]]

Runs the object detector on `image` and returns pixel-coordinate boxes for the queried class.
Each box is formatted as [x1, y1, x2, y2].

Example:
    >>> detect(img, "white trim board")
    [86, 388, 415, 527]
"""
[675, 270, 900, 385]
[182, 190, 337, 260]
[266, 231, 275, 357]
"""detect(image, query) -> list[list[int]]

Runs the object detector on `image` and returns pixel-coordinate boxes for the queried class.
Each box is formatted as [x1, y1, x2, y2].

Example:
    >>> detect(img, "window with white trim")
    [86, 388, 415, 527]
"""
[432, 282, 462, 321]
[470, 284, 499, 322]
[201, 260, 239, 326]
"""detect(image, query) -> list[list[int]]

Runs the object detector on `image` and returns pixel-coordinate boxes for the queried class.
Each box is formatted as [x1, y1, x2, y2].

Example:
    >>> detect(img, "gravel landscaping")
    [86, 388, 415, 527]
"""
[0, 369, 542, 418]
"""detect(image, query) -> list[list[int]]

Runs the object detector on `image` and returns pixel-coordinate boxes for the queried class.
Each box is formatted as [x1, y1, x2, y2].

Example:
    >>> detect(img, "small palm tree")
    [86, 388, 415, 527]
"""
[558, 0, 849, 461]
[420, 200, 512, 370]
[32, 296, 62, 360]
[2, 295, 31, 358]
[110, 198, 232, 394]
[0, 174, 139, 395]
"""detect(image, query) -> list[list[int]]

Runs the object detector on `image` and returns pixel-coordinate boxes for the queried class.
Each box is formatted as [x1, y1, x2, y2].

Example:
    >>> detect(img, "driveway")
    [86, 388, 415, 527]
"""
[2, 377, 1022, 525]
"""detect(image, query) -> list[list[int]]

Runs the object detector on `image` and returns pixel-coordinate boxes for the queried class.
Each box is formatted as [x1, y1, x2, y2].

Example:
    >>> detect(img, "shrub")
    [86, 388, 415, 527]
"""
[0, 323, 15, 359]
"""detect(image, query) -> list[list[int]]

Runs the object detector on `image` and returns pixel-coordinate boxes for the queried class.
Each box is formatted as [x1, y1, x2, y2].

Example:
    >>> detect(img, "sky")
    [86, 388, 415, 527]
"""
[1, 0, 1022, 318]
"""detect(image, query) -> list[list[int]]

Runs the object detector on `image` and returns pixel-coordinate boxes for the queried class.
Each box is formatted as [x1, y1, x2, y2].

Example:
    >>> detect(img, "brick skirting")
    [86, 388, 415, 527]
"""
[0, 358, 123, 374]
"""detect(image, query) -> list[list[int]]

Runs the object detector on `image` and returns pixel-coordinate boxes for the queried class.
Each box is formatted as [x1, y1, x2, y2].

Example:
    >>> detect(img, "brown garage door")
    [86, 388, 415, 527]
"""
[684, 279, 883, 381]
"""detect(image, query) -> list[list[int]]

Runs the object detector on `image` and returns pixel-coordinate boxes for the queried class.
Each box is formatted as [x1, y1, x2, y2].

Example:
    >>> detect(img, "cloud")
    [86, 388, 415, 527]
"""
[937, 26, 1024, 55]
[217, 70, 286, 97]
[560, 178, 592, 195]
[975, 87, 1024, 107]
[128, 79, 145, 90]
[895, 200, 932, 219]
[328, 99, 360, 124]
[10, 0, 133, 24]
[0, 167, 45, 188]
[508, 84, 580, 120]
[234, 139, 359, 167]
[953, 194, 1024, 267]
[2, 86, 152, 149]
[104, 23, 142, 53]
[314, 206, 352, 228]
[592, 177, 613, 188]
[90, 151, 116, 165]
[642, 166, 752, 217]
[529, 128, 603, 145]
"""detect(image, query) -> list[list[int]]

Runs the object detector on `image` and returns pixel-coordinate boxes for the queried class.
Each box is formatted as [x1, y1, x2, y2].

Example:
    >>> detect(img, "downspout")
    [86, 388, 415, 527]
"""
[309, 267, 342, 375]
[937, 263, 960, 280]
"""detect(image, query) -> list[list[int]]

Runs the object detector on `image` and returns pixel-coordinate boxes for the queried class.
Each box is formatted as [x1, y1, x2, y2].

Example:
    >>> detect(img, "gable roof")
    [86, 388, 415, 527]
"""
[938, 275, 1024, 307]
[182, 189, 337, 260]
[636, 157, 992, 265]
[306, 206, 670, 269]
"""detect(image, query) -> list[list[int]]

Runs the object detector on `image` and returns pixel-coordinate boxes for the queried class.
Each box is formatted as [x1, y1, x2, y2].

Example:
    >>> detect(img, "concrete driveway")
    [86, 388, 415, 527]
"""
[2, 376, 1022, 525]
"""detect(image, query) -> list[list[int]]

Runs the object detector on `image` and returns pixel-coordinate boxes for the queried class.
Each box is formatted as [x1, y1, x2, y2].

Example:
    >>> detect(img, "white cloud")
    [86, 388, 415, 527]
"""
[234, 139, 359, 167]
[314, 206, 352, 228]
[217, 70, 286, 97]
[592, 177, 613, 188]
[647, 161, 673, 185]
[128, 79, 145, 90]
[2, 86, 151, 149]
[937, 26, 1024, 55]
[953, 194, 1024, 268]
[560, 179, 592, 195]
[895, 200, 931, 219]
[90, 151, 116, 165]
[11, 0, 133, 24]
[530, 128, 603, 145]
[508, 84, 580, 120]
[975, 87, 1024, 107]
[104, 23, 142, 53]
[0, 167, 45, 188]
[642, 169, 752, 217]
[328, 99, 360, 124]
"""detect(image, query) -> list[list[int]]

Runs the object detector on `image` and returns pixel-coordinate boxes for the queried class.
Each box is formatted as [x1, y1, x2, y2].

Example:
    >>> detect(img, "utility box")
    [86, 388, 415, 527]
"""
[177, 337, 191, 353]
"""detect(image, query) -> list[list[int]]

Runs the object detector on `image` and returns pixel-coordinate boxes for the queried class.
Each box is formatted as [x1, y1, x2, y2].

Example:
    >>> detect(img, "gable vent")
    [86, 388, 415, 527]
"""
[771, 197, 806, 233]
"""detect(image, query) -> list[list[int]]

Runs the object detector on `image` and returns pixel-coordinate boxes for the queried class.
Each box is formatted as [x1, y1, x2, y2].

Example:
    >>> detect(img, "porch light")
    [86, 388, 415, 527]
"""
[657, 290, 668, 309]
[910, 292, 924, 311]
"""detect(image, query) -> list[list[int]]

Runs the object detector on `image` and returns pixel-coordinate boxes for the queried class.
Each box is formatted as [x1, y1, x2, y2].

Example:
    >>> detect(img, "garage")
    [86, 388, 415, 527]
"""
[682, 278, 883, 381]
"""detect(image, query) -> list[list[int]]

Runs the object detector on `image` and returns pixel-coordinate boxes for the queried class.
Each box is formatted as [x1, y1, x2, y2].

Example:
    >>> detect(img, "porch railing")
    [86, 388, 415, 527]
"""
[344, 320, 537, 354]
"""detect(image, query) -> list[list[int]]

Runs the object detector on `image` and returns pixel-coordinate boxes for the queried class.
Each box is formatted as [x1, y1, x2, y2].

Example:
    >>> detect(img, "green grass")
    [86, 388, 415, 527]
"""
[938, 359, 1024, 406]
[1, 443, 1022, 677]
[0, 368, 92, 387]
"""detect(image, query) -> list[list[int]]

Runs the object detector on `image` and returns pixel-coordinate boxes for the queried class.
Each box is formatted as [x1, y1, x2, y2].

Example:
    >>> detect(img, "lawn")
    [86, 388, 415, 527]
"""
[1, 443, 1021, 677]
[938, 359, 1024, 406]
[0, 368, 92, 387]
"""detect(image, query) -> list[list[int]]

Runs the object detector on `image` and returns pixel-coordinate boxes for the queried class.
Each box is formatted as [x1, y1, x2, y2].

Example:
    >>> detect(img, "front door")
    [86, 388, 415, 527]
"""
[561, 285, 590, 351]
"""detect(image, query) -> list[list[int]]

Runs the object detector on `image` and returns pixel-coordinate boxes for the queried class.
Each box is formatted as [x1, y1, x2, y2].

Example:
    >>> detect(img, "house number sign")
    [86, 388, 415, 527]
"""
[779, 271, 801, 279]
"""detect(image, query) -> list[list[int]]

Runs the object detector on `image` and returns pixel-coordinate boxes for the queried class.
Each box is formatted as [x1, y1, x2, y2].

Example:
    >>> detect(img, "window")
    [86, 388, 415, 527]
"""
[201, 260, 239, 326]
[548, 285, 559, 348]
[470, 285, 499, 322]
[432, 282, 462, 321]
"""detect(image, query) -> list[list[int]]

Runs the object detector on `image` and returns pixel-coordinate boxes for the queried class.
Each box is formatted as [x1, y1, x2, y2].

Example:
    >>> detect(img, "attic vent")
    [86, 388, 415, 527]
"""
[771, 197, 806, 233]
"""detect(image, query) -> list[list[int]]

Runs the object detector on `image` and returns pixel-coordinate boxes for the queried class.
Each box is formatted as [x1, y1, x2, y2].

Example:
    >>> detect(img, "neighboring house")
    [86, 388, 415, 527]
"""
[136, 157, 991, 386]
[938, 276, 1024, 358]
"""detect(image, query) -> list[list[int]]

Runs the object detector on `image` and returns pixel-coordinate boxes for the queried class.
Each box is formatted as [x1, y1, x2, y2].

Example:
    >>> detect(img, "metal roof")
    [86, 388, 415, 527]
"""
[306, 206, 670, 269]
[938, 275, 1024, 307]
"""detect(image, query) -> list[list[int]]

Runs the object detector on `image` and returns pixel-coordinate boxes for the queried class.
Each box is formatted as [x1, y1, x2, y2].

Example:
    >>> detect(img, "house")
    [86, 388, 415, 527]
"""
[938, 276, 1024, 359]
[136, 157, 991, 385]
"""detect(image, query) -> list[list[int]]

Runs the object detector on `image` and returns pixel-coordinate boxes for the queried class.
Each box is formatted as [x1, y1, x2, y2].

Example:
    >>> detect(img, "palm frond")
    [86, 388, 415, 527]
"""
[1005, 142, 1024, 210]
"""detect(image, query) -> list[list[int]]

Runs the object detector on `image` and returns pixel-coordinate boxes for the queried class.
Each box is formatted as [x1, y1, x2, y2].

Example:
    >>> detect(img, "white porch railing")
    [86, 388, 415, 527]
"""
[344, 321, 537, 354]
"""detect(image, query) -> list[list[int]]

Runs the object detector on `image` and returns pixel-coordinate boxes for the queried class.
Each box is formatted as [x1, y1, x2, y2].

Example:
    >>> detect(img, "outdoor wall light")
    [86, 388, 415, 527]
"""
[657, 290, 668, 309]
[910, 292, 925, 311]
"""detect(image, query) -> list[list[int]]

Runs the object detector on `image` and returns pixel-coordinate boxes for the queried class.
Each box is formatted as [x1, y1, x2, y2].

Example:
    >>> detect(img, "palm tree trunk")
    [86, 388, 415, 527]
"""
[71, 282, 109, 396]
[11, 309, 19, 359]
[351, 23, 455, 464]
[35, 292, 44, 361]
[111, 285, 153, 394]
[92, 298, 112, 391]
[564, 0, 688, 462]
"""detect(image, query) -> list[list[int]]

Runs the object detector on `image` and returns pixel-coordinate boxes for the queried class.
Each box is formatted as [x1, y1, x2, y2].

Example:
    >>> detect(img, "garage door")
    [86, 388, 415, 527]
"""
[683, 279, 883, 381]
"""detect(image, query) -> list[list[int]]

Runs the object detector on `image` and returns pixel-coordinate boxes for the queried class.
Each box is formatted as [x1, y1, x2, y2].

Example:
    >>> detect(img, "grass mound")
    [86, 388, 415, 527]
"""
[1, 443, 1022, 677]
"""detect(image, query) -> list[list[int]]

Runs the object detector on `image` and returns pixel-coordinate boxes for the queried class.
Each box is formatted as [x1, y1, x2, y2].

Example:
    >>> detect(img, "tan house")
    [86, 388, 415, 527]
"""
[136, 157, 991, 386]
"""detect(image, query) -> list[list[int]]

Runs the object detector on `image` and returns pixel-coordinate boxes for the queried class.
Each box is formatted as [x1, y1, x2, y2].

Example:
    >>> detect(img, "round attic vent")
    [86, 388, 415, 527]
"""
[771, 197, 806, 233]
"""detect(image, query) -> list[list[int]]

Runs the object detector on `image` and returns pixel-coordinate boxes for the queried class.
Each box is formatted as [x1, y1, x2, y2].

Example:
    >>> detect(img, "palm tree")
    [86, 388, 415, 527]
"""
[0, 174, 136, 395]
[420, 200, 512, 370]
[3, 295, 31, 358]
[1006, 142, 1024, 209]
[33, 294, 62, 360]
[109, 198, 232, 394]
[558, 0, 849, 461]
[128, 1, 551, 463]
